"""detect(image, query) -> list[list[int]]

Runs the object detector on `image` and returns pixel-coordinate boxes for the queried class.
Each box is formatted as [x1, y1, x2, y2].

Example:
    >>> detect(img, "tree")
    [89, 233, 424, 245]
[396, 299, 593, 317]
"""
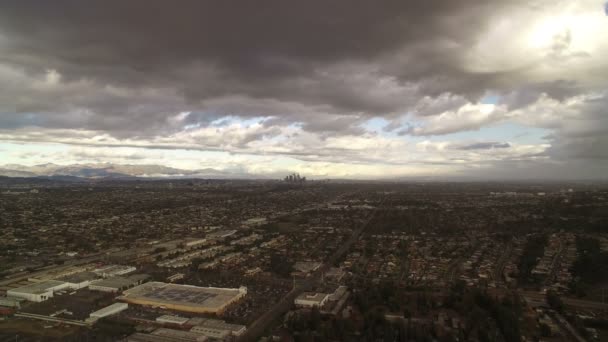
[269, 253, 292, 278]
[539, 323, 552, 337]
[546, 290, 563, 312]
[309, 306, 321, 330]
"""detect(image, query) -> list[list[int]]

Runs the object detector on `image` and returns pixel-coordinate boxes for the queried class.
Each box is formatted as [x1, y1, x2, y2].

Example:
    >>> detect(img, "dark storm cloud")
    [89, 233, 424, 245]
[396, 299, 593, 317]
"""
[0, 0, 535, 136]
[0, 1, 498, 72]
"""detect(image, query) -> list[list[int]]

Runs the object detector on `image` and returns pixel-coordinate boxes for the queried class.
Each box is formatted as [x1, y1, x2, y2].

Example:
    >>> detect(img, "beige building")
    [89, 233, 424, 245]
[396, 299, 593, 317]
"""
[119, 282, 246, 314]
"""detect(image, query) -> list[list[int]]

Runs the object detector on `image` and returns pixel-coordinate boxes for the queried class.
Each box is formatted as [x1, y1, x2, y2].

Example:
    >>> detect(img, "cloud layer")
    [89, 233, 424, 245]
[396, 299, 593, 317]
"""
[0, 0, 606, 179]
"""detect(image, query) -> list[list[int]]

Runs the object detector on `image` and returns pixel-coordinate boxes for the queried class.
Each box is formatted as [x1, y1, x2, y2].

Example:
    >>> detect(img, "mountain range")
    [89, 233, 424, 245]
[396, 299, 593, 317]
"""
[0, 163, 242, 179]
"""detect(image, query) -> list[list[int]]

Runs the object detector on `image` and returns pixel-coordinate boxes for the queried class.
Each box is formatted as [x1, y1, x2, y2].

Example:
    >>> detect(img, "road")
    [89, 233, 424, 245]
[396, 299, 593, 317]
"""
[492, 240, 513, 284]
[549, 311, 587, 342]
[237, 195, 386, 341]
[521, 291, 608, 311]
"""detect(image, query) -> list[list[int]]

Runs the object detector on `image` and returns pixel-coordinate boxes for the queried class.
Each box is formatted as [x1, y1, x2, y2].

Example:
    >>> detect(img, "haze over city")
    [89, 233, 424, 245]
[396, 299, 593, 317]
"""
[1, 1, 607, 180]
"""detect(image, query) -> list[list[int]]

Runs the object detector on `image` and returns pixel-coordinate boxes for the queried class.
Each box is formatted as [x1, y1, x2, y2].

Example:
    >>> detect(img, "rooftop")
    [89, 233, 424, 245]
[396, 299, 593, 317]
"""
[90, 302, 128, 317]
[120, 282, 246, 312]
[58, 271, 99, 284]
[90, 274, 149, 289]
[7, 280, 66, 295]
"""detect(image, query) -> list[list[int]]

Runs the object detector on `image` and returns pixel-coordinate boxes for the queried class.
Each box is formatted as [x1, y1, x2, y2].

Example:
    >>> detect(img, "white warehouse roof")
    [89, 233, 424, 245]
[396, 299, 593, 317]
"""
[90, 302, 128, 319]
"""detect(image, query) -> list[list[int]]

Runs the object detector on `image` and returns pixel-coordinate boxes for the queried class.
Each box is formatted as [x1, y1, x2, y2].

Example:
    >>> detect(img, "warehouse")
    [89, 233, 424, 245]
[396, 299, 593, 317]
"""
[58, 271, 99, 290]
[93, 265, 136, 278]
[119, 282, 247, 314]
[190, 318, 246, 338]
[89, 274, 149, 293]
[156, 314, 189, 326]
[88, 302, 128, 322]
[7, 280, 69, 302]
[0, 296, 24, 308]
[127, 328, 209, 342]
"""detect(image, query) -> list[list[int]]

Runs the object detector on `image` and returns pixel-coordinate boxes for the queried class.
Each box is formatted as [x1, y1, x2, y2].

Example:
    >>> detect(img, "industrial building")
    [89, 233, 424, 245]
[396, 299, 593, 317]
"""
[27, 265, 95, 283]
[58, 271, 99, 289]
[127, 328, 209, 342]
[190, 318, 246, 338]
[166, 273, 184, 283]
[119, 282, 247, 314]
[88, 274, 149, 293]
[88, 303, 128, 322]
[189, 325, 231, 340]
[7, 280, 69, 302]
[93, 265, 137, 278]
[0, 296, 24, 308]
[151, 328, 208, 341]
[156, 314, 189, 326]
[294, 292, 329, 308]
[293, 261, 322, 274]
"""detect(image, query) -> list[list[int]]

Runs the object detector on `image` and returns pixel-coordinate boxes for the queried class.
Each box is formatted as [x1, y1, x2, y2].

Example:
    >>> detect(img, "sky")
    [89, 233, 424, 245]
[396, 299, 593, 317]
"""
[0, 0, 607, 179]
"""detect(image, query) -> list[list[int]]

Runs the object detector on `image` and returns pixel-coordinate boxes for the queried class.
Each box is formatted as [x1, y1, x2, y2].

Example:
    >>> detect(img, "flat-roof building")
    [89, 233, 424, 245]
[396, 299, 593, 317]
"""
[151, 328, 208, 341]
[184, 238, 207, 248]
[294, 292, 329, 308]
[127, 330, 208, 342]
[119, 282, 246, 314]
[58, 271, 99, 290]
[207, 230, 237, 239]
[7, 280, 69, 302]
[0, 296, 24, 308]
[189, 326, 229, 340]
[89, 274, 149, 293]
[88, 303, 128, 321]
[190, 318, 246, 338]
[93, 265, 136, 278]
[156, 314, 189, 326]
[293, 261, 322, 274]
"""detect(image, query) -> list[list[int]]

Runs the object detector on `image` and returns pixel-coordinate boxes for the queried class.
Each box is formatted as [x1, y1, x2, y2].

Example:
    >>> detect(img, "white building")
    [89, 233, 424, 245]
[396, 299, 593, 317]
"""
[156, 315, 189, 326]
[93, 265, 136, 278]
[294, 292, 329, 308]
[151, 328, 209, 341]
[185, 238, 207, 248]
[127, 329, 209, 342]
[58, 271, 99, 290]
[7, 280, 69, 302]
[190, 326, 230, 340]
[207, 230, 237, 239]
[0, 297, 23, 308]
[88, 274, 148, 293]
[190, 319, 246, 339]
[193, 318, 246, 336]
[89, 303, 128, 321]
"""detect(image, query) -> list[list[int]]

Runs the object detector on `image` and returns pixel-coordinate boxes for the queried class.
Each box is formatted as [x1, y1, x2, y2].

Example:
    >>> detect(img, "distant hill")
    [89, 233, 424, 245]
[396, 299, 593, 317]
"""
[0, 163, 242, 179]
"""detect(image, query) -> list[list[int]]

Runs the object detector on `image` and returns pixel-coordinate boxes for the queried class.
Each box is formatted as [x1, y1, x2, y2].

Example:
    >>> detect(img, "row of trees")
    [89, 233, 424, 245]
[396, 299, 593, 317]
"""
[517, 234, 548, 284]
[570, 236, 608, 297]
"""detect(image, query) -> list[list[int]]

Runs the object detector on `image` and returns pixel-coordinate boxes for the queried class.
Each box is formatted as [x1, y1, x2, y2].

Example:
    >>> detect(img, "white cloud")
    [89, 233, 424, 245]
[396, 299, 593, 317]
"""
[405, 103, 509, 136]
